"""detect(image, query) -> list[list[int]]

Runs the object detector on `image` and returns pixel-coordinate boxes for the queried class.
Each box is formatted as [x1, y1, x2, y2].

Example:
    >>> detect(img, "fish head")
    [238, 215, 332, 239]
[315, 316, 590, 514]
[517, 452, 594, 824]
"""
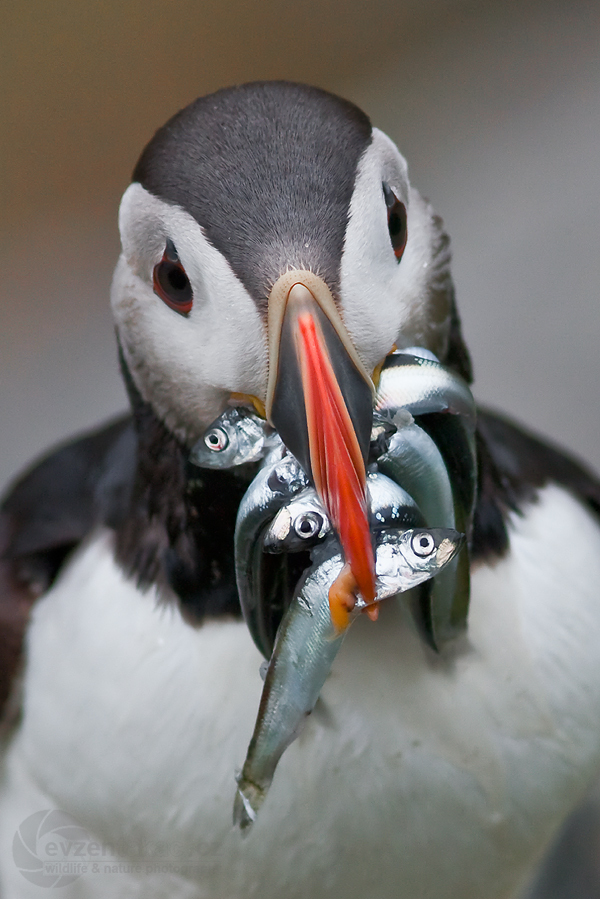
[190, 407, 273, 468]
[263, 487, 330, 553]
[373, 527, 464, 598]
[400, 527, 464, 574]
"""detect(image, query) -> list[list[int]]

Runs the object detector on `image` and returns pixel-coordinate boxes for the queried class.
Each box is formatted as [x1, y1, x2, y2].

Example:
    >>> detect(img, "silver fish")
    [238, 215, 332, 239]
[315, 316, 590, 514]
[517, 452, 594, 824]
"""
[375, 351, 476, 430]
[190, 407, 281, 469]
[262, 471, 422, 554]
[374, 352, 477, 644]
[233, 526, 464, 831]
[376, 411, 455, 529]
[374, 352, 477, 525]
[234, 452, 310, 658]
[376, 411, 458, 648]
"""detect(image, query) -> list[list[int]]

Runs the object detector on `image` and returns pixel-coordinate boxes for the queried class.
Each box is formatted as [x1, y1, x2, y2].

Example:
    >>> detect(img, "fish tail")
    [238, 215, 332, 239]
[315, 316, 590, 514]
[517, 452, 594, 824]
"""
[233, 774, 268, 832]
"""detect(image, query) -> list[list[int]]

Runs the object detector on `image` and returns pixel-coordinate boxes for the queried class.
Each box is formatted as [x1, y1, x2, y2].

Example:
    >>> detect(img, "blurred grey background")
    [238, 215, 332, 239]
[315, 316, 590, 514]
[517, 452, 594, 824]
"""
[2, 1, 600, 894]
[1, 0, 599, 499]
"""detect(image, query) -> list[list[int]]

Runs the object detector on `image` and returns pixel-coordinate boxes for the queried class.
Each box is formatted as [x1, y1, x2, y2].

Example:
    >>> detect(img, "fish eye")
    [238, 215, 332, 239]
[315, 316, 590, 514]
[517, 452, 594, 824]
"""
[411, 531, 436, 557]
[153, 238, 193, 315]
[204, 427, 229, 452]
[293, 512, 322, 540]
[383, 182, 408, 261]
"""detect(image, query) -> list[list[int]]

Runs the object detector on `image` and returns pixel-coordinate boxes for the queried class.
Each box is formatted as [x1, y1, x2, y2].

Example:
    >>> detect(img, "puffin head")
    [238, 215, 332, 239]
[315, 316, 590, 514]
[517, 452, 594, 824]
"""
[111, 81, 469, 610]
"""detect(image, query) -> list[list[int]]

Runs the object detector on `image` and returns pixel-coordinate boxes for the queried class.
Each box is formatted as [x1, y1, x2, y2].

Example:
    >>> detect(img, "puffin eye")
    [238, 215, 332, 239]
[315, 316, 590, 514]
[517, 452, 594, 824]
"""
[411, 531, 436, 557]
[204, 427, 229, 452]
[153, 239, 193, 315]
[294, 512, 323, 540]
[383, 182, 408, 261]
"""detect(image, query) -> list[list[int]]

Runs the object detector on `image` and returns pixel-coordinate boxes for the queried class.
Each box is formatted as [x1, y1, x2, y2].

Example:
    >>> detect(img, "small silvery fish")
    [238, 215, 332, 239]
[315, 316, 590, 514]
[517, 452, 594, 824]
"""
[375, 351, 476, 430]
[262, 471, 422, 555]
[374, 351, 477, 644]
[375, 411, 457, 649]
[374, 351, 477, 526]
[233, 525, 464, 831]
[374, 411, 454, 530]
[235, 451, 310, 658]
[189, 407, 281, 469]
[256, 472, 423, 654]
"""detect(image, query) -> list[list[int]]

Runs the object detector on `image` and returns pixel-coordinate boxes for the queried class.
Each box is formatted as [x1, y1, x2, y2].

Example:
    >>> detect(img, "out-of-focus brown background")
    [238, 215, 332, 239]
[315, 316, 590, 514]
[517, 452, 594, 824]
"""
[2, 0, 600, 497]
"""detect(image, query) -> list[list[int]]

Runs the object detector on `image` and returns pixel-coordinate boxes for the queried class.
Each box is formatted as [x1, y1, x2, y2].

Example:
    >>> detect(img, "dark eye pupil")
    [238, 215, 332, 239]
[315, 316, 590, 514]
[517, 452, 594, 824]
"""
[294, 512, 322, 540]
[388, 211, 403, 237]
[205, 428, 228, 451]
[167, 265, 189, 293]
[382, 182, 408, 260]
[153, 240, 193, 315]
[412, 531, 436, 556]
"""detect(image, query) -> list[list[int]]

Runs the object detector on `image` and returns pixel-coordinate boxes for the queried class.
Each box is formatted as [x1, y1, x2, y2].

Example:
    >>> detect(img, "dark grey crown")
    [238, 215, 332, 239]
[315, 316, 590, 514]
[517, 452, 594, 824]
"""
[133, 81, 373, 306]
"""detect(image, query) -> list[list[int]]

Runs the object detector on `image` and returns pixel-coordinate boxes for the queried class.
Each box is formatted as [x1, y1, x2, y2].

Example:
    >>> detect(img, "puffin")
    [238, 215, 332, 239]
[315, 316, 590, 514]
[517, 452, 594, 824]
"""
[1, 81, 600, 899]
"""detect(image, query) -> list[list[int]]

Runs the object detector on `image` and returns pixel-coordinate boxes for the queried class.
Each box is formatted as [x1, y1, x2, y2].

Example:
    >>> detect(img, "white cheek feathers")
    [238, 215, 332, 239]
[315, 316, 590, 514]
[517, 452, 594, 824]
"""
[340, 129, 453, 370]
[111, 185, 268, 446]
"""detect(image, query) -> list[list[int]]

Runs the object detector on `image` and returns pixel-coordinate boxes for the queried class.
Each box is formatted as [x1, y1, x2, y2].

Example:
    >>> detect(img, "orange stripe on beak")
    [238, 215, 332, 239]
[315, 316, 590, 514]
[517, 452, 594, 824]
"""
[296, 312, 376, 630]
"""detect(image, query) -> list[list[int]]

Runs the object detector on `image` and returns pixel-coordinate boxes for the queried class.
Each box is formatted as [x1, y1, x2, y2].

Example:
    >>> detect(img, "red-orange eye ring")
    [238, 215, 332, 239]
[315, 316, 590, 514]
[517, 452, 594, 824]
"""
[153, 239, 193, 315]
[383, 182, 408, 261]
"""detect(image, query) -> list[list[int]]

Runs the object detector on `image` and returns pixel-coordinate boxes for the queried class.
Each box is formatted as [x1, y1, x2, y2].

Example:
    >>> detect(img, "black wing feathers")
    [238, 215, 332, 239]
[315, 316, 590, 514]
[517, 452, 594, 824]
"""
[1, 415, 135, 587]
[473, 408, 600, 562]
[0, 414, 135, 721]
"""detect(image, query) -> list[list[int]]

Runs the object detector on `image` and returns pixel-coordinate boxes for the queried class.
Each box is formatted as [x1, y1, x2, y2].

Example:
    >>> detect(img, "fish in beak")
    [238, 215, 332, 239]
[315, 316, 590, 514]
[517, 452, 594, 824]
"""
[265, 270, 377, 630]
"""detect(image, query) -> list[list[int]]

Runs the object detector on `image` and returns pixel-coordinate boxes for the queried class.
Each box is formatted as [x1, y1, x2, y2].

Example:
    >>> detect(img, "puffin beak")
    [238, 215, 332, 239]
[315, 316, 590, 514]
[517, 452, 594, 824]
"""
[266, 271, 376, 629]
